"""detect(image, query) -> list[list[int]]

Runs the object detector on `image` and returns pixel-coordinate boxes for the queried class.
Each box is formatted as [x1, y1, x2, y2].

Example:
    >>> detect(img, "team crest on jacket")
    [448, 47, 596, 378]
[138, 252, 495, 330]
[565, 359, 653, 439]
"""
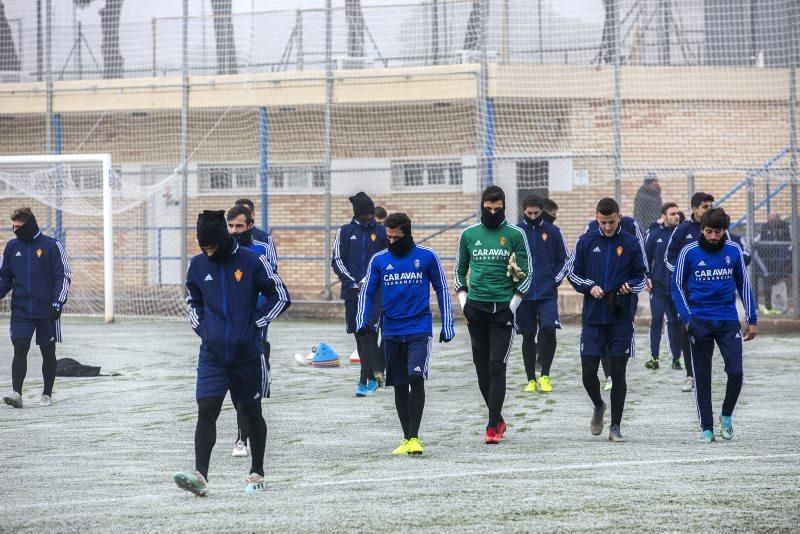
[541, 233, 548, 241]
[234, 269, 243, 282]
[616, 246, 623, 256]
[36, 248, 43, 258]
[414, 258, 421, 269]
[499, 236, 506, 247]
[370, 233, 377, 242]
[725, 255, 731, 265]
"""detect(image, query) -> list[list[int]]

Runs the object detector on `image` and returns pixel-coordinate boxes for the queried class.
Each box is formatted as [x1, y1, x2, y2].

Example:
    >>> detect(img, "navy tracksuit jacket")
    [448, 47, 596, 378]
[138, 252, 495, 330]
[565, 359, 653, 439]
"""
[645, 222, 682, 358]
[331, 218, 387, 298]
[0, 232, 71, 320]
[518, 217, 570, 301]
[569, 225, 648, 325]
[186, 242, 290, 362]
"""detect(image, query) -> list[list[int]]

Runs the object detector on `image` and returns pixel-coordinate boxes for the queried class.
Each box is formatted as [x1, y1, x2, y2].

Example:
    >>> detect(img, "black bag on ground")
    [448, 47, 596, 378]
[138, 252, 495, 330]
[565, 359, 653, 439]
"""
[56, 358, 101, 377]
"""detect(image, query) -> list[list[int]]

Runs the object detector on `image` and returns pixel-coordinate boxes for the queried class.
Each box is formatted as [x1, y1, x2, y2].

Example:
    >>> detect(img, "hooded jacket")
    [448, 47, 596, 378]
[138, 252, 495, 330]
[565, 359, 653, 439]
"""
[0, 231, 70, 319]
[186, 242, 290, 362]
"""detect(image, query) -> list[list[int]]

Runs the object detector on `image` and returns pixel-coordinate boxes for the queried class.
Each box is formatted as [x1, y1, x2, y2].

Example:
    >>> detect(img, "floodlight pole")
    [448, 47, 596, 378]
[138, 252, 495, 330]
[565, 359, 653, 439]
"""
[323, 0, 333, 300]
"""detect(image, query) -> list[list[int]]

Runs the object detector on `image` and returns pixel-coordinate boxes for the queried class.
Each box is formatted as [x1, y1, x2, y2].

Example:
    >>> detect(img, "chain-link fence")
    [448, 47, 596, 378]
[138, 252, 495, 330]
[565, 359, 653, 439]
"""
[0, 0, 797, 318]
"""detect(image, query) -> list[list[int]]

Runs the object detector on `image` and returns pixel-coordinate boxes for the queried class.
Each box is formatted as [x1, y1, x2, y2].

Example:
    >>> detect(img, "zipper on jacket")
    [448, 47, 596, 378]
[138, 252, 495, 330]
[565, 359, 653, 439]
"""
[27, 242, 32, 318]
[602, 238, 611, 324]
[219, 264, 231, 362]
[530, 225, 537, 300]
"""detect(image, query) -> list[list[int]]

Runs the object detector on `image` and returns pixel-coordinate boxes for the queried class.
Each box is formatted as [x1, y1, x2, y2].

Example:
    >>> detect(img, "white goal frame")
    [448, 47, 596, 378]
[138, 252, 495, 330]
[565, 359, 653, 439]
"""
[0, 154, 114, 323]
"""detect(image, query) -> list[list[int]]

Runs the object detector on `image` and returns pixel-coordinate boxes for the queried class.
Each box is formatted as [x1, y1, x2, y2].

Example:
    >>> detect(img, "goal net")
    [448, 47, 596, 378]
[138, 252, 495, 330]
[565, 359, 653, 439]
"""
[0, 154, 185, 321]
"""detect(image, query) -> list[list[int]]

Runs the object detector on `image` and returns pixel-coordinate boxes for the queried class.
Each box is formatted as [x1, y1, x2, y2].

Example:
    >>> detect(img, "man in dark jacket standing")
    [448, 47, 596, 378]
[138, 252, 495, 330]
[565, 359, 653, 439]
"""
[634, 173, 663, 232]
[173, 210, 290, 496]
[331, 192, 387, 396]
[1, 208, 70, 409]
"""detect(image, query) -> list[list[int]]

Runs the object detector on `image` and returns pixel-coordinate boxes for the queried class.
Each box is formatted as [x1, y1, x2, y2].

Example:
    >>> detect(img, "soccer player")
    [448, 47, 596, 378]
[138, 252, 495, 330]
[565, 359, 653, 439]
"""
[374, 206, 388, 225]
[516, 195, 570, 393]
[671, 207, 756, 443]
[174, 210, 290, 496]
[234, 198, 278, 271]
[357, 213, 454, 455]
[0, 208, 70, 408]
[541, 198, 559, 223]
[579, 212, 647, 392]
[331, 192, 387, 396]
[644, 202, 686, 371]
[226, 205, 275, 458]
[569, 198, 647, 442]
[454, 185, 532, 444]
[664, 191, 750, 392]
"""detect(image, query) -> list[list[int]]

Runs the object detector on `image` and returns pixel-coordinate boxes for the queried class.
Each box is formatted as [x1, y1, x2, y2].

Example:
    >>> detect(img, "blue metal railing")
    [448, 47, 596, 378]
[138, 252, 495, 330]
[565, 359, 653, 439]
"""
[714, 147, 791, 230]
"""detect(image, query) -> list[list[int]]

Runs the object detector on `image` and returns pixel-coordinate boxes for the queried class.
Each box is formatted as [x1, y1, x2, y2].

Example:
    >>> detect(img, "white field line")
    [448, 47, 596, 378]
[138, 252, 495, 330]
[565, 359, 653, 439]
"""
[297, 451, 800, 488]
[5, 452, 799, 510]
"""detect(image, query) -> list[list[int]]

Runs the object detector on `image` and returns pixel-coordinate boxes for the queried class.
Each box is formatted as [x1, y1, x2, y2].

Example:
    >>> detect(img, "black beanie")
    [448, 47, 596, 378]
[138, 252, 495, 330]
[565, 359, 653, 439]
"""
[196, 210, 230, 247]
[349, 192, 375, 218]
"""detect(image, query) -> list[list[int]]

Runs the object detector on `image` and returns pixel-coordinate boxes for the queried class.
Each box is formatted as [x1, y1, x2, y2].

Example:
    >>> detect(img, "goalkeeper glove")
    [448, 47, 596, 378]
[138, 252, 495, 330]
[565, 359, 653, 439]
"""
[506, 253, 525, 283]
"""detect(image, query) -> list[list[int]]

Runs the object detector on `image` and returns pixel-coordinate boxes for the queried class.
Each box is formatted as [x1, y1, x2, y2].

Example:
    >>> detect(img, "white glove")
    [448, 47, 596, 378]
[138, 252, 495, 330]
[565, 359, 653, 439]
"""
[509, 294, 523, 314]
[458, 291, 468, 311]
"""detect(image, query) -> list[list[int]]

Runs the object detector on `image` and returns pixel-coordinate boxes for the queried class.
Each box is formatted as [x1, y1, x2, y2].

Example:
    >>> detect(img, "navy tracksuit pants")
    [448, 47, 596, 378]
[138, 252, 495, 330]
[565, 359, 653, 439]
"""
[648, 292, 683, 360]
[688, 319, 744, 432]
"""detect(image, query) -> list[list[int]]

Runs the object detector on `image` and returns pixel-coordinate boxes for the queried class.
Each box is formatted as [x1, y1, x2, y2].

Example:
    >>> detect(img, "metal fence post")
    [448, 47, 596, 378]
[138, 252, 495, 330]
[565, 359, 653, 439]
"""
[323, 0, 333, 300]
[179, 0, 189, 285]
[687, 172, 695, 209]
[613, 0, 623, 207]
[789, 63, 800, 318]
[45, 0, 52, 154]
[745, 172, 756, 286]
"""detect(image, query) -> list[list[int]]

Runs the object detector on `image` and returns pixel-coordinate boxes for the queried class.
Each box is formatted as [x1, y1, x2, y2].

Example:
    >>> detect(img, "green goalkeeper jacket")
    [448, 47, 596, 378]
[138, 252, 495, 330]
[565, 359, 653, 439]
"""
[454, 220, 532, 302]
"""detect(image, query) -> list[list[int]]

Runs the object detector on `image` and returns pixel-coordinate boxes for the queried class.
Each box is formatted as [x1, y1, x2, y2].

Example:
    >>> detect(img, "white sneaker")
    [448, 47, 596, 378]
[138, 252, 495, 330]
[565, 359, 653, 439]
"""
[3, 391, 22, 408]
[39, 395, 52, 407]
[244, 473, 266, 492]
[232, 440, 249, 457]
[603, 377, 613, 391]
[681, 376, 695, 392]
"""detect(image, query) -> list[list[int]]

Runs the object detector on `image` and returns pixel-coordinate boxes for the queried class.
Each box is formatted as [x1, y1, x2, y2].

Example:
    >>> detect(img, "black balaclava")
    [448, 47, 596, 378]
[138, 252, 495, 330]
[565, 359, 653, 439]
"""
[197, 210, 234, 263]
[541, 211, 556, 224]
[14, 215, 39, 241]
[698, 231, 726, 253]
[523, 212, 544, 228]
[234, 228, 253, 247]
[349, 192, 375, 219]
[480, 188, 506, 229]
[387, 220, 414, 256]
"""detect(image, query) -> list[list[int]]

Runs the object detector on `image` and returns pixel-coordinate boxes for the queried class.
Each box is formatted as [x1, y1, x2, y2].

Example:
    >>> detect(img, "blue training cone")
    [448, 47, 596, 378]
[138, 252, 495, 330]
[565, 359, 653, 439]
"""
[311, 342, 340, 367]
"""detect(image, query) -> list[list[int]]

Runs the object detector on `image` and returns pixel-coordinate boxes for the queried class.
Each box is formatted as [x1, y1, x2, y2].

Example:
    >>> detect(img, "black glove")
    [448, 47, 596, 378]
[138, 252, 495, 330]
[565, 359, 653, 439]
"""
[439, 333, 452, 343]
[356, 327, 371, 337]
[50, 304, 62, 321]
